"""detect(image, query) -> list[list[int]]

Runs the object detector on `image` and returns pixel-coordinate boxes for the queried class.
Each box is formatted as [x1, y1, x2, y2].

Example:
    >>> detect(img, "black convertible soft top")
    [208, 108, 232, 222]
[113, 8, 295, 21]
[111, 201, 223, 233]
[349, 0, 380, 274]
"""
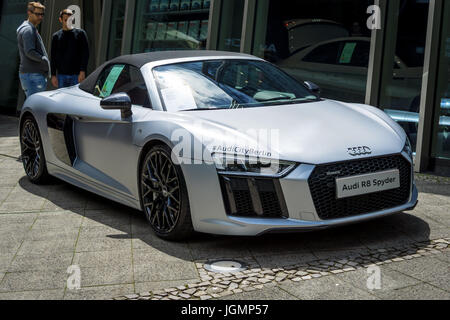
[79, 50, 255, 94]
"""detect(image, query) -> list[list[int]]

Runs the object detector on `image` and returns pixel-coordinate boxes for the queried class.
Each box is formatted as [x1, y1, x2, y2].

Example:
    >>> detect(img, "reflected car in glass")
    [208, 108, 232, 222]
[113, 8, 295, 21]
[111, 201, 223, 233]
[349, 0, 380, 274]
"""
[278, 37, 423, 110]
[19, 51, 418, 240]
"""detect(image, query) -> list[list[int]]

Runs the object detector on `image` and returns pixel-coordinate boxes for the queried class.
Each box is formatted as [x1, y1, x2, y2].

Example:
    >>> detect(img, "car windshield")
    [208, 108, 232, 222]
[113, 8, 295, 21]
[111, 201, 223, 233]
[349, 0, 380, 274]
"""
[153, 59, 319, 112]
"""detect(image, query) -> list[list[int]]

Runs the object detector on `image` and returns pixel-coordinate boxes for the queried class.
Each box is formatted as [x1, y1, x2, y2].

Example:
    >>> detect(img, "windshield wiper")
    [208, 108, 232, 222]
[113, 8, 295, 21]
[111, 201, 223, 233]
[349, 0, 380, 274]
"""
[182, 107, 222, 112]
[256, 96, 295, 102]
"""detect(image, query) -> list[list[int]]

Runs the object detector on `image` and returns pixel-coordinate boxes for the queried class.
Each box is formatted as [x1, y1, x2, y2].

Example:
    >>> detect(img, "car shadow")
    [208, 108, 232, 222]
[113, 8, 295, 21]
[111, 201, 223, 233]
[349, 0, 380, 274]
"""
[18, 176, 432, 270]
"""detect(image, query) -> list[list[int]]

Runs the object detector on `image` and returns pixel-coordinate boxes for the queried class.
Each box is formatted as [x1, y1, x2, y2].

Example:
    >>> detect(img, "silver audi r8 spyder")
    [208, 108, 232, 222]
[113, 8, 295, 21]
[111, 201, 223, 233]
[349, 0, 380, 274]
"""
[19, 51, 418, 240]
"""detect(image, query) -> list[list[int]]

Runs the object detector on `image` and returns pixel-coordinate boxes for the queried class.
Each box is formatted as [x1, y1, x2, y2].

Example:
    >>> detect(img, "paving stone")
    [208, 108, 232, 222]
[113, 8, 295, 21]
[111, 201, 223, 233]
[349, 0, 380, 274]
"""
[140, 292, 151, 297]
[0, 270, 68, 292]
[134, 279, 198, 294]
[375, 283, 450, 300]
[280, 275, 378, 300]
[220, 287, 297, 300]
[73, 250, 132, 268]
[64, 284, 134, 300]
[8, 252, 74, 272]
[386, 256, 450, 292]
[257, 278, 271, 284]
[78, 264, 133, 287]
[334, 264, 421, 297]
[193, 291, 207, 297]
[17, 239, 76, 256]
[0, 289, 64, 300]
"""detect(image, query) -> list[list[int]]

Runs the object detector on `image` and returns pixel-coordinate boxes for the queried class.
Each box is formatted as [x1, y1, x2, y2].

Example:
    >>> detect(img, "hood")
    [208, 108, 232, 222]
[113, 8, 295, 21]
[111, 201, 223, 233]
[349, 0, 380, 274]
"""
[178, 100, 407, 164]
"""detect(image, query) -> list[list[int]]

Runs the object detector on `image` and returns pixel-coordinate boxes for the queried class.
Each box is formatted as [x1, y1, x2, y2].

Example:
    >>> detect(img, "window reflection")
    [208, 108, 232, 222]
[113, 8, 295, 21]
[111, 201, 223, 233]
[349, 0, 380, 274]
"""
[132, 0, 210, 53]
[379, 0, 429, 153]
[217, 0, 245, 52]
[107, 0, 126, 59]
[252, 0, 372, 105]
[431, 2, 450, 160]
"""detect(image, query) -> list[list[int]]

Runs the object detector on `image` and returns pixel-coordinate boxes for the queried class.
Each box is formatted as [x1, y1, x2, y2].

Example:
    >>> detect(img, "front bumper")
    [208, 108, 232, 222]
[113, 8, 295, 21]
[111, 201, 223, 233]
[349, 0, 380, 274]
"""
[229, 184, 418, 236]
[181, 153, 418, 236]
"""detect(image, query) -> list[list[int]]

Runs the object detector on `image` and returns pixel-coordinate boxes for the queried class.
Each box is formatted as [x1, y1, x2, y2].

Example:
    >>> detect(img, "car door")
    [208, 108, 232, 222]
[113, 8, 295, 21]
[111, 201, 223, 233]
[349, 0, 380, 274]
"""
[71, 64, 152, 201]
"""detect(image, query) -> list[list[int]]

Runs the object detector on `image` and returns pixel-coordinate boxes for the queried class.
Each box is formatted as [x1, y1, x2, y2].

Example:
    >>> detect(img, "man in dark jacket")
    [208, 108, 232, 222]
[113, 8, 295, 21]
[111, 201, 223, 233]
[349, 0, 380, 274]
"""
[50, 9, 89, 88]
[17, 2, 51, 98]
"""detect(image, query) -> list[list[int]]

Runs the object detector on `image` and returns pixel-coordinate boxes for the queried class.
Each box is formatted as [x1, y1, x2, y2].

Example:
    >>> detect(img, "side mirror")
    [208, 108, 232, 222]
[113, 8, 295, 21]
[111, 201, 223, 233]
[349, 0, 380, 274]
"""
[303, 81, 321, 97]
[100, 92, 133, 118]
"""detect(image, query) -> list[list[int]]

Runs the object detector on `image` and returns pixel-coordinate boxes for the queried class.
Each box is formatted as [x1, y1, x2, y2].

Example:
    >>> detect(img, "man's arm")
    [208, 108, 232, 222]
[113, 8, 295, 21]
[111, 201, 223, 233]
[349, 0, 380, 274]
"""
[22, 27, 45, 62]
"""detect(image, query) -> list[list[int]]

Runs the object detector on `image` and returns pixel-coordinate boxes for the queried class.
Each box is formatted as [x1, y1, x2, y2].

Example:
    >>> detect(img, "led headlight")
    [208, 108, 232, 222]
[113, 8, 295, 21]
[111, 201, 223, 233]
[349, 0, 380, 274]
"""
[212, 153, 297, 177]
[403, 137, 413, 160]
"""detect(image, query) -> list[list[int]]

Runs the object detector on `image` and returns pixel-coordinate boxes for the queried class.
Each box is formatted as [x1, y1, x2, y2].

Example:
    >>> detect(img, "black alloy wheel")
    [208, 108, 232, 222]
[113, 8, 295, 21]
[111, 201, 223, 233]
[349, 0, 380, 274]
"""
[20, 117, 49, 184]
[140, 145, 193, 240]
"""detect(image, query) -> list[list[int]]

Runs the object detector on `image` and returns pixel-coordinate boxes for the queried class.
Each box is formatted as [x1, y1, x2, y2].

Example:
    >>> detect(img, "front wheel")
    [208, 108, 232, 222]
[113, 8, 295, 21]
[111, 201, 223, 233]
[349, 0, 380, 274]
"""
[20, 116, 50, 184]
[140, 145, 194, 241]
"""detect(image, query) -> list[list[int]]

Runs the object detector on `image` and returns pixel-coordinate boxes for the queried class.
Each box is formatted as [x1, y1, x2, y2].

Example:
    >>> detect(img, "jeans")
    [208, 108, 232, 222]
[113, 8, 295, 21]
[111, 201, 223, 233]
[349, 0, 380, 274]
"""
[19, 73, 47, 98]
[58, 74, 79, 88]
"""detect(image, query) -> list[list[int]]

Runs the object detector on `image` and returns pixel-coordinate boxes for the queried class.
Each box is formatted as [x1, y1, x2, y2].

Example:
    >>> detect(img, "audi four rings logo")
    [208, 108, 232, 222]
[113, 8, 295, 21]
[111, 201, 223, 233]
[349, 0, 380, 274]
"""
[348, 146, 372, 156]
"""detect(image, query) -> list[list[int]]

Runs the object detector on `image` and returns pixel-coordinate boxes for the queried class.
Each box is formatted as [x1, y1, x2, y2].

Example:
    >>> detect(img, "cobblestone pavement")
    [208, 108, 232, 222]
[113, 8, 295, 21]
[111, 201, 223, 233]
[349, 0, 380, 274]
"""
[0, 115, 449, 300]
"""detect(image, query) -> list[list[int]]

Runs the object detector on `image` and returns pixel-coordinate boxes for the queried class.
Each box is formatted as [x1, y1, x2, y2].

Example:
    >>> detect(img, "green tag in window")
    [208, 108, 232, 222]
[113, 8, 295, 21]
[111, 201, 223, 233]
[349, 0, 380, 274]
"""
[339, 43, 357, 64]
[101, 65, 125, 98]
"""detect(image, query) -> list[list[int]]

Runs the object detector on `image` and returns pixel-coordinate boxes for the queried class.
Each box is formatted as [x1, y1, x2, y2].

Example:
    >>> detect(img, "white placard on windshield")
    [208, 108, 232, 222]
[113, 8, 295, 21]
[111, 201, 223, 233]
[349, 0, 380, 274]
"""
[161, 85, 197, 112]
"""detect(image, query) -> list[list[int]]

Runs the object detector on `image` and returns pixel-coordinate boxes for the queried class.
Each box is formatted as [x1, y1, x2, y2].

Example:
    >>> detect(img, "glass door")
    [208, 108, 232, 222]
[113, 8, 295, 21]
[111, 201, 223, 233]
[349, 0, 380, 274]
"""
[431, 1, 450, 161]
[251, 0, 373, 104]
[107, 0, 127, 59]
[378, 0, 430, 153]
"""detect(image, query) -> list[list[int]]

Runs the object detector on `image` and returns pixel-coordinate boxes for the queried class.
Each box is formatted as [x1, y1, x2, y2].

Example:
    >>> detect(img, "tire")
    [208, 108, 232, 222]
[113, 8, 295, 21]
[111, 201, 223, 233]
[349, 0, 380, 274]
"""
[139, 144, 194, 241]
[20, 116, 50, 184]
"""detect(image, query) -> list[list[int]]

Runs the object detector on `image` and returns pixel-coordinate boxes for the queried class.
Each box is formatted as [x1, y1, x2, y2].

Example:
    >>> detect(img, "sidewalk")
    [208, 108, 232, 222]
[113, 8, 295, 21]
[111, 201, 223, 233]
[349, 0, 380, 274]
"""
[0, 115, 448, 300]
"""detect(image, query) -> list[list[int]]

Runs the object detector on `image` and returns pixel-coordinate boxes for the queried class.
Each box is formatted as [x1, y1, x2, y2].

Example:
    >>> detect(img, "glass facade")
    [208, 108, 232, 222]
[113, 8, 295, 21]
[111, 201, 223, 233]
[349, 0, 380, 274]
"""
[131, 0, 211, 54]
[431, 1, 450, 160]
[216, 0, 245, 52]
[107, 0, 126, 59]
[0, 0, 28, 112]
[379, 0, 430, 152]
[251, 0, 373, 104]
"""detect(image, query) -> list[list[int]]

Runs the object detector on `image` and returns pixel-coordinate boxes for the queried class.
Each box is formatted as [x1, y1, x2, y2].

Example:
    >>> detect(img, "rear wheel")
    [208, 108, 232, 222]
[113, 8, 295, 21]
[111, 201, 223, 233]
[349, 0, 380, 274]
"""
[140, 145, 193, 241]
[20, 116, 50, 184]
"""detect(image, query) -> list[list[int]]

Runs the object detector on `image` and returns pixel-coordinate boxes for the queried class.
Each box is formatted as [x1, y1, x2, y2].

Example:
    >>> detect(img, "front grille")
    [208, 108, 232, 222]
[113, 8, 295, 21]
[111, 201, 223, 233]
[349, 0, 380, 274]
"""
[219, 176, 288, 218]
[308, 155, 412, 220]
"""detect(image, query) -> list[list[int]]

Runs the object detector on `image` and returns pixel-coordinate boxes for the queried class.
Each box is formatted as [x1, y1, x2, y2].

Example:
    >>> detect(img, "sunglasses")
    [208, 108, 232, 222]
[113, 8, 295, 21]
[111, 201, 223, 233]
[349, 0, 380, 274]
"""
[31, 11, 45, 17]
